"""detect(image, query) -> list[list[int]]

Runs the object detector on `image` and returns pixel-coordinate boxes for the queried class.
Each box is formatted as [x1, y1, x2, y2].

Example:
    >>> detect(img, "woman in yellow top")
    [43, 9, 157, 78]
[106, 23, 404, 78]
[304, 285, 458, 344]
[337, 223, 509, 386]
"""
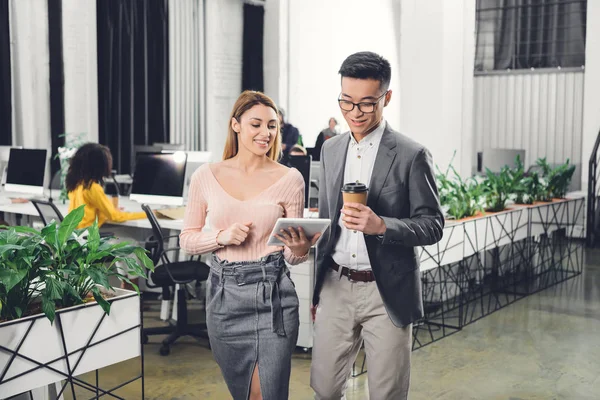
[66, 143, 147, 289]
[66, 143, 146, 228]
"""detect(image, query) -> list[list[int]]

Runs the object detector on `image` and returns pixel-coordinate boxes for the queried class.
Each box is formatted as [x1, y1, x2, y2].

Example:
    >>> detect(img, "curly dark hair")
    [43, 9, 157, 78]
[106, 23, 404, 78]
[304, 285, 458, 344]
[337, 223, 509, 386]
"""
[65, 143, 113, 192]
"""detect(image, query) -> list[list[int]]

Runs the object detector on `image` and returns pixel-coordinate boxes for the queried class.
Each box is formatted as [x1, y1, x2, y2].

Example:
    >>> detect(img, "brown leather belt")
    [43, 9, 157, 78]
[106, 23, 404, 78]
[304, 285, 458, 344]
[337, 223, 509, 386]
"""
[330, 261, 376, 282]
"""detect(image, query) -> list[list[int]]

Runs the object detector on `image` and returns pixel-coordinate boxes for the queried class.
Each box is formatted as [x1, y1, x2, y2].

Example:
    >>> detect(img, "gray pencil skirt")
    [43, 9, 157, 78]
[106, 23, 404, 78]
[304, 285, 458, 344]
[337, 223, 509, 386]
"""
[207, 252, 300, 400]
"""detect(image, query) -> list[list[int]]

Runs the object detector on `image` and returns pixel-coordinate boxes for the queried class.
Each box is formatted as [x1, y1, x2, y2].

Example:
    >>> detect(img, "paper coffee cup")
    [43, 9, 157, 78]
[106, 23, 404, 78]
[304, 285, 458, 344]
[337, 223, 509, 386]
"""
[111, 196, 119, 208]
[341, 182, 368, 208]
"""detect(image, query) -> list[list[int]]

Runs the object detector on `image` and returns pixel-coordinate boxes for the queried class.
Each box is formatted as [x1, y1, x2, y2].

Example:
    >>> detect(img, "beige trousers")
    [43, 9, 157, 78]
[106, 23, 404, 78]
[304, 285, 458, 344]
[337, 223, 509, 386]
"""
[310, 268, 412, 400]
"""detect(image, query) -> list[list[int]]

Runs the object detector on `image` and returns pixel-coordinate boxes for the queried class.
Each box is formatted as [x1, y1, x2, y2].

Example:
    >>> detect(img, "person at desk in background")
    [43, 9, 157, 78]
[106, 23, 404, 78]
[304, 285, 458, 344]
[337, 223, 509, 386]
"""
[180, 90, 320, 400]
[314, 117, 338, 159]
[66, 143, 148, 289]
[277, 108, 300, 159]
[310, 51, 444, 400]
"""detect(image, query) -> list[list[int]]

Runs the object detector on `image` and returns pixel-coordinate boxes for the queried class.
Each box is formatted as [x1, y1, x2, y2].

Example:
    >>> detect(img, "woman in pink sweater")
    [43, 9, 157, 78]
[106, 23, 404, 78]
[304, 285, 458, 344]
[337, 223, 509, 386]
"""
[180, 91, 320, 400]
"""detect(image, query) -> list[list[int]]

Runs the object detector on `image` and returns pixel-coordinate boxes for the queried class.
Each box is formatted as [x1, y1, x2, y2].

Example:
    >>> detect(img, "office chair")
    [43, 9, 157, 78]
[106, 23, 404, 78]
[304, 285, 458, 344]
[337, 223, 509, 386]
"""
[30, 199, 115, 240]
[30, 199, 64, 225]
[140, 204, 210, 356]
[50, 170, 62, 190]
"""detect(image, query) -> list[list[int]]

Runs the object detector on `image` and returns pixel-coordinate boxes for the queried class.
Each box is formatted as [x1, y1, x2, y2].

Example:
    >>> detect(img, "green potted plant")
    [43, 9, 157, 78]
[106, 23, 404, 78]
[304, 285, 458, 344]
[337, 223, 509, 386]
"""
[0, 205, 154, 398]
[534, 158, 554, 202]
[509, 155, 529, 205]
[547, 159, 576, 200]
[482, 166, 513, 212]
[436, 160, 484, 221]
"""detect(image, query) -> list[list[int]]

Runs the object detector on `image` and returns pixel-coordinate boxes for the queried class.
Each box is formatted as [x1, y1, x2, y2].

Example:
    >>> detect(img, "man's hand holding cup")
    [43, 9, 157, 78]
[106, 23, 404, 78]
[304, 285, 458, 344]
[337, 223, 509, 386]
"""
[340, 182, 386, 236]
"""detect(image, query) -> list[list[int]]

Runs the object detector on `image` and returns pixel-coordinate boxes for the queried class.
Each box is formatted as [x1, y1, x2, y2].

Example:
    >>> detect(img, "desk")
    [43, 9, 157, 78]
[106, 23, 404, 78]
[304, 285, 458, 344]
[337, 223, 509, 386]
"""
[0, 191, 184, 231]
[0, 191, 319, 231]
[0, 190, 320, 349]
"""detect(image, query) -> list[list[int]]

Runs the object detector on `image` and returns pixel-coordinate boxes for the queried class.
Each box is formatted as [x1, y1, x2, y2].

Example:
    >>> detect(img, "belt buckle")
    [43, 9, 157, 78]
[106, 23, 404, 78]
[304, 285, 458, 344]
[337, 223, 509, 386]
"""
[347, 269, 357, 283]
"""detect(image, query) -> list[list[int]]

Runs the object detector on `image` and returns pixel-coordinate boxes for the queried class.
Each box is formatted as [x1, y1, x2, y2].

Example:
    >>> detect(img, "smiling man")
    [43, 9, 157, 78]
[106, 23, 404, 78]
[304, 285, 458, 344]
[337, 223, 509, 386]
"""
[310, 51, 445, 400]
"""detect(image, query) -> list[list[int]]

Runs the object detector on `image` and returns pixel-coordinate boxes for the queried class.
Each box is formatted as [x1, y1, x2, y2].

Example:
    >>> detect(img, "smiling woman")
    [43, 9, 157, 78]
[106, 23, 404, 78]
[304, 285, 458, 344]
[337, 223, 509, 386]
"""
[180, 90, 321, 400]
[222, 90, 282, 161]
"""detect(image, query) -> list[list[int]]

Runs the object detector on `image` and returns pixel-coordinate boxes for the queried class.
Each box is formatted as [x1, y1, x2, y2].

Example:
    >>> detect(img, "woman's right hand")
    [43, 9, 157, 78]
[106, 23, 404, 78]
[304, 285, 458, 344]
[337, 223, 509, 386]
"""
[216, 222, 253, 246]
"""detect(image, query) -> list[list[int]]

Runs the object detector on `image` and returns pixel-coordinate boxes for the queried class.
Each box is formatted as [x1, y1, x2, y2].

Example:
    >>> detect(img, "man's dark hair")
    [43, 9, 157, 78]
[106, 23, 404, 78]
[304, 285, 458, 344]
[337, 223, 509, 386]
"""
[338, 51, 391, 91]
[65, 143, 112, 192]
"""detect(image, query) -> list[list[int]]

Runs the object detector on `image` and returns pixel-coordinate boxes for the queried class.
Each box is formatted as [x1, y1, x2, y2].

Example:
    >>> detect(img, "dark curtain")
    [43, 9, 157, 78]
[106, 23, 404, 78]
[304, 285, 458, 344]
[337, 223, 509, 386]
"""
[242, 3, 264, 92]
[97, 0, 169, 174]
[475, 0, 587, 70]
[0, 0, 11, 145]
[48, 0, 65, 176]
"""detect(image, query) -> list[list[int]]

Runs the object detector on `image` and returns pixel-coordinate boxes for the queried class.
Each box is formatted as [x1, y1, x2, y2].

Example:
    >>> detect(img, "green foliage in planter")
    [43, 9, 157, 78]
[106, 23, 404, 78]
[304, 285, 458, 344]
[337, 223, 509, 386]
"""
[482, 166, 513, 212]
[436, 160, 484, 220]
[535, 157, 553, 201]
[0, 205, 154, 324]
[534, 157, 575, 201]
[547, 159, 576, 199]
[509, 155, 529, 204]
[522, 172, 547, 203]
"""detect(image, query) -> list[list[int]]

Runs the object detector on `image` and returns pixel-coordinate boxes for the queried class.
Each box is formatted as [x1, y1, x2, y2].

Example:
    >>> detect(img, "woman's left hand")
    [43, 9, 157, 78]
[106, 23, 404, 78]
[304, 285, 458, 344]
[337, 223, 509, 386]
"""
[275, 227, 321, 257]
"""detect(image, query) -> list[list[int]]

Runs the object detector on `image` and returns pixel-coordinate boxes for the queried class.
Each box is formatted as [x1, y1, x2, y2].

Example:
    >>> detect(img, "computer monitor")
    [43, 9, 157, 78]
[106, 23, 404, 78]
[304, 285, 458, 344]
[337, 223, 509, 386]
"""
[5, 148, 48, 195]
[182, 151, 212, 199]
[478, 148, 526, 174]
[154, 143, 185, 151]
[130, 152, 188, 206]
[286, 155, 311, 208]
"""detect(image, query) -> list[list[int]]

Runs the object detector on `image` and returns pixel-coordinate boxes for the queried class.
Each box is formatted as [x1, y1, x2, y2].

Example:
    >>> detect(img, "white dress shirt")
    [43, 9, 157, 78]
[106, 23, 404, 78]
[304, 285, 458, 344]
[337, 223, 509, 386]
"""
[331, 120, 385, 271]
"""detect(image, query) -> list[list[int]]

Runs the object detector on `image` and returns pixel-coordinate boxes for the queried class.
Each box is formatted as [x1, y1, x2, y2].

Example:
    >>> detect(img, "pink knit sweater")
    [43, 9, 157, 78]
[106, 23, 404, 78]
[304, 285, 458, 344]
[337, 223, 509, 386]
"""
[180, 163, 309, 265]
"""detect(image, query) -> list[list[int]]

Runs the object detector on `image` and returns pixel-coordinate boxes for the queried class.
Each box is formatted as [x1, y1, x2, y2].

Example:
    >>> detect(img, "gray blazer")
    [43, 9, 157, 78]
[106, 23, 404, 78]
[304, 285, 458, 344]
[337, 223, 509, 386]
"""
[313, 123, 444, 327]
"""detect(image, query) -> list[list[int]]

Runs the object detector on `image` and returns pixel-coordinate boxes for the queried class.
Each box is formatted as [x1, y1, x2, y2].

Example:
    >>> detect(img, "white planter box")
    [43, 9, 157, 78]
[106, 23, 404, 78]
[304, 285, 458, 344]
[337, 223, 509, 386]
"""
[419, 223, 465, 271]
[0, 288, 141, 399]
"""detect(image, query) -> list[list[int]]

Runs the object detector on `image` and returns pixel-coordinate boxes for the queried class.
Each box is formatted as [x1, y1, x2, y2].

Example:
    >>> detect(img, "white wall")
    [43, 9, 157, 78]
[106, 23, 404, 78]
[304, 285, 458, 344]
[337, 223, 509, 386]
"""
[474, 71, 584, 188]
[581, 0, 600, 189]
[9, 0, 51, 151]
[281, 0, 475, 176]
[62, 0, 98, 145]
[204, 0, 243, 160]
[399, 0, 475, 177]
[286, 0, 402, 148]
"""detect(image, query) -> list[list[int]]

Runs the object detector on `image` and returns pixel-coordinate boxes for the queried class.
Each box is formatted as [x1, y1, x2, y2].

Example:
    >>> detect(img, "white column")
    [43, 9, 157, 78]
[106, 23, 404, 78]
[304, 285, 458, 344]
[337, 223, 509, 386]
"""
[204, 0, 243, 160]
[399, 0, 476, 177]
[287, 0, 402, 147]
[581, 0, 600, 189]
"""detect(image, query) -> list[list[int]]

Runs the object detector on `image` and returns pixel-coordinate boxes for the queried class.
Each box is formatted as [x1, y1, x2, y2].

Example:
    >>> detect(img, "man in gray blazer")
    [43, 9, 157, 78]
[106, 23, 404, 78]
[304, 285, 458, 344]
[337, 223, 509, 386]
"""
[310, 52, 444, 400]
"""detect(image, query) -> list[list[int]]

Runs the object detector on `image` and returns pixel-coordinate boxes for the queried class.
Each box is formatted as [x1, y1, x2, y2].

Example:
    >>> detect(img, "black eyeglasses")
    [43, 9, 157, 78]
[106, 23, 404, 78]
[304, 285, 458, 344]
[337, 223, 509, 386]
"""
[338, 91, 388, 113]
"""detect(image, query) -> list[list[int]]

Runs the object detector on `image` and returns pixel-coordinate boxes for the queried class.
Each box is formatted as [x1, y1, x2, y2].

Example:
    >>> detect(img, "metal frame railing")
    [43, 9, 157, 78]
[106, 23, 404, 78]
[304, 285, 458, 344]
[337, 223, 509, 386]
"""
[586, 129, 600, 247]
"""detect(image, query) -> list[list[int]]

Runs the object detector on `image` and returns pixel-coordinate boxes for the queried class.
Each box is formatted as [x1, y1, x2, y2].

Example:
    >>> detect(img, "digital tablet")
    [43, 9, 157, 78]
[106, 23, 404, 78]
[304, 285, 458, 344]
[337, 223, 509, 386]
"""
[267, 218, 331, 246]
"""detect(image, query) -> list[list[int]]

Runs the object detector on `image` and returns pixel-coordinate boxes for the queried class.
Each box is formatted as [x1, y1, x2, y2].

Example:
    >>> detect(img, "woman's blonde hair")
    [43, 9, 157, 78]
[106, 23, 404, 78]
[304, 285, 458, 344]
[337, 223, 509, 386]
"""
[222, 90, 281, 161]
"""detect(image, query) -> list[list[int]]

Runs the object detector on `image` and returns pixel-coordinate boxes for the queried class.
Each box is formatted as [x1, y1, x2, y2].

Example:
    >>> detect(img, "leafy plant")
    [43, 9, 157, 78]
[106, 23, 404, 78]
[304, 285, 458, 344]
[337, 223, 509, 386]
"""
[436, 154, 484, 220]
[0, 205, 154, 324]
[535, 157, 553, 201]
[482, 166, 513, 212]
[533, 157, 575, 201]
[547, 159, 576, 199]
[509, 155, 529, 204]
[522, 171, 548, 203]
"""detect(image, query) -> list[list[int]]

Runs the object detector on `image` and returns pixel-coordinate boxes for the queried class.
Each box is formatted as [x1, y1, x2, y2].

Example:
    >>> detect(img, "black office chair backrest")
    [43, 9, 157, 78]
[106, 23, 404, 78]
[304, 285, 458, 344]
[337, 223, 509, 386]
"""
[141, 204, 165, 266]
[30, 199, 64, 226]
[50, 170, 62, 190]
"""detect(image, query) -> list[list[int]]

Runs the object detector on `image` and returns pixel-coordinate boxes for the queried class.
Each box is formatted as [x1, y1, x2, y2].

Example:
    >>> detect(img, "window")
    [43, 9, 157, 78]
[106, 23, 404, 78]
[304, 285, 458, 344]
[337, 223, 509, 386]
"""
[475, 0, 587, 72]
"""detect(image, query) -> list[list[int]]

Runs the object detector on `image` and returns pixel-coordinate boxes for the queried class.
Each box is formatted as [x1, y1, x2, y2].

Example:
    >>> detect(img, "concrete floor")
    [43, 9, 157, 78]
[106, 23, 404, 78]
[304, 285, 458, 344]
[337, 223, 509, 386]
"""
[67, 249, 600, 399]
